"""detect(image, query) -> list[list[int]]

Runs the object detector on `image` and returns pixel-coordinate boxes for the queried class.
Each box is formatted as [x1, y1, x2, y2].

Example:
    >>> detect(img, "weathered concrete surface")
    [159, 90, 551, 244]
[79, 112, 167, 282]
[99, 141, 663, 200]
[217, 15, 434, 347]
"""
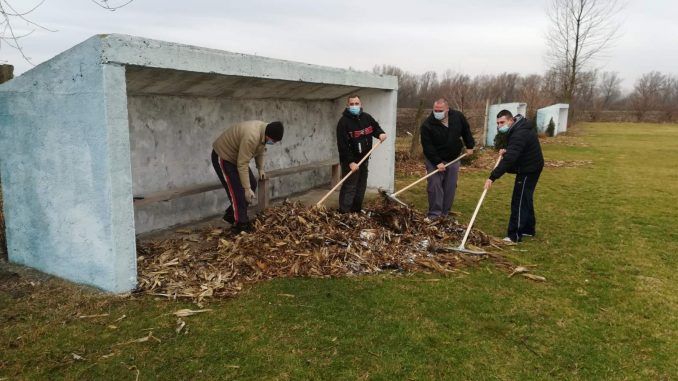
[128, 95, 339, 233]
[536, 104, 569, 136]
[0, 38, 137, 292]
[485, 102, 528, 146]
[0, 33, 397, 291]
[103, 34, 397, 91]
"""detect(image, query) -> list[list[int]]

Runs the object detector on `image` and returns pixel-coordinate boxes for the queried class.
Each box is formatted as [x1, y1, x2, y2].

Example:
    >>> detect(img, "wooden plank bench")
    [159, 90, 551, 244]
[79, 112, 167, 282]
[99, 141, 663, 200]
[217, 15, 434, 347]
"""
[133, 159, 340, 213]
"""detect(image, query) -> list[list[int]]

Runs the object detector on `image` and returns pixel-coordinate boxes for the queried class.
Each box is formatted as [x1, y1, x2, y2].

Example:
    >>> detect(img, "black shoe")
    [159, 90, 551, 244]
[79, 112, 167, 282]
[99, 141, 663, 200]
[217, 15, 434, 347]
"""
[231, 222, 253, 234]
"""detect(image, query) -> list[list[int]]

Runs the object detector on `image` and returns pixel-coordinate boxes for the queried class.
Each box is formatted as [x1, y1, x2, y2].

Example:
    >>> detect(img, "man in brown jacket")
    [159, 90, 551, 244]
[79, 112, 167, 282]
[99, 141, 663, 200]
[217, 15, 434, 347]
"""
[211, 120, 284, 232]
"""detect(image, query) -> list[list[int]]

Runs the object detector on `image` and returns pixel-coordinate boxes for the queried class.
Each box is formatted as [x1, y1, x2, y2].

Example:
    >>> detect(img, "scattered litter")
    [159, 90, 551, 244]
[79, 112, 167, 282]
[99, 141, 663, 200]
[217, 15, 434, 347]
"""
[137, 201, 513, 302]
[71, 353, 86, 361]
[175, 318, 186, 334]
[521, 273, 547, 282]
[544, 159, 593, 168]
[78, 313, 109, 319]
[509, 266, 530, 277]
[172, 309, 212, 317]
[113, 314, 127, 322]
[114, 331, 161, 347]
[508, 266, 547, 282]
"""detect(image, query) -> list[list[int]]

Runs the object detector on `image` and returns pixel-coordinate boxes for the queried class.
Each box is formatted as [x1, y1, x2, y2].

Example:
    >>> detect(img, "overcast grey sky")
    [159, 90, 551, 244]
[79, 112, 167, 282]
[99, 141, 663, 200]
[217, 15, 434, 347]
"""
[2, 0, 676, 92]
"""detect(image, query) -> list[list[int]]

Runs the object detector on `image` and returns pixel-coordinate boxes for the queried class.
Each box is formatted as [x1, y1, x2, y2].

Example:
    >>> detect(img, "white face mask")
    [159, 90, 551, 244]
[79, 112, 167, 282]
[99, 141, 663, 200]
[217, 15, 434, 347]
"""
[433, 111, 446, 120]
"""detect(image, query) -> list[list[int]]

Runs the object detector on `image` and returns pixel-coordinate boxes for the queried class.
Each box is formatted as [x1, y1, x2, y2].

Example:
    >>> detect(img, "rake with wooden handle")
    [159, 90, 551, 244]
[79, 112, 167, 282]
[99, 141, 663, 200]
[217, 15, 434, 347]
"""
[383, 153, 467, 207]
[450, 153, 503, 255]
[315, 140, 383, 207]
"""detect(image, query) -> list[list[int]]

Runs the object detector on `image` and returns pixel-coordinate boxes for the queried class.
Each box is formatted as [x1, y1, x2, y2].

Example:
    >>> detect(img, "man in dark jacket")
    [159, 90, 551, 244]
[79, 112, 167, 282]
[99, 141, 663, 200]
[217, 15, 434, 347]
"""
[420, 98, 475, 219]
[336, 94, 387, 213]
[484, 110, 545, 242]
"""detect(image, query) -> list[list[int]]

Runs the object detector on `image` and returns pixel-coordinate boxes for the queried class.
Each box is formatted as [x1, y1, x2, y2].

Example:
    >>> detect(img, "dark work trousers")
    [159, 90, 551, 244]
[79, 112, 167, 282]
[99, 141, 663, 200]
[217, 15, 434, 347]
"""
[211, 150, 257, 224]
[507, 171, 541, 242]
[339, 161, 369, 213]
[424, 159, 461, 218]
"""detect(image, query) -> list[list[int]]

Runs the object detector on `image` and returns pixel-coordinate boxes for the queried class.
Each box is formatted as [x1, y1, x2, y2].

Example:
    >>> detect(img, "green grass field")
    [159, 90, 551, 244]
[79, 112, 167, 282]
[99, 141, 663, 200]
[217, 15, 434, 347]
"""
[1, 123, 676, 380]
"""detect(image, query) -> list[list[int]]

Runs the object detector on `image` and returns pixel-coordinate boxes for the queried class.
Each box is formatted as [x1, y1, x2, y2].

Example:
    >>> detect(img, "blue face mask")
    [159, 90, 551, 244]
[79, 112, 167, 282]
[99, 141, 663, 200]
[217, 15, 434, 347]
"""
[348, 105, 361, 115]
[498, 126, 510, 133]
[266, 139, 276, 145]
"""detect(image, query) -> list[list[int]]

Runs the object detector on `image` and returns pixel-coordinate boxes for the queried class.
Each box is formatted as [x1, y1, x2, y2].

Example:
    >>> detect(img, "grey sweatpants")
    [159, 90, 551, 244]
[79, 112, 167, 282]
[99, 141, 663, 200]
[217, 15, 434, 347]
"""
[425, 159, 460, 218]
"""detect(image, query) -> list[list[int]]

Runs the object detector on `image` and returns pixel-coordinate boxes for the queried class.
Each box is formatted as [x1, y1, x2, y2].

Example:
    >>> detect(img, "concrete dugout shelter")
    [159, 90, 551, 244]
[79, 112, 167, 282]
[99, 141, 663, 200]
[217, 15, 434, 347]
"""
[536, 103, 569, 136]
[0, 34, 398, 292]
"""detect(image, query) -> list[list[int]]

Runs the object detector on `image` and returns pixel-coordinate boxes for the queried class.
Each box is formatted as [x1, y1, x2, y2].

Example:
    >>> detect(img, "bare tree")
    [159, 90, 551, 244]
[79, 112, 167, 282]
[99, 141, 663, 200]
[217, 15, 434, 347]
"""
[439, 71, 473, 112]
[546, 0, 622, 120]
[518, 74, 550, 120]
[598, 71, 622, 108]
[629, 71, 665, 121]
[1, 0, 133, 64]
[659, 75, 678, 122]
[574, 70, 598, 118]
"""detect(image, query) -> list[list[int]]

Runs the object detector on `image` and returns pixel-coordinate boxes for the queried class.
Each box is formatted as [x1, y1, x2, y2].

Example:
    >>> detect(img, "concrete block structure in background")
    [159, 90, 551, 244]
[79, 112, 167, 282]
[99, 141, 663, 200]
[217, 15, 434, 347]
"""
[0, 34, 398, 292]
[484, 102, 527, 146]
[536, 104, 569, 136]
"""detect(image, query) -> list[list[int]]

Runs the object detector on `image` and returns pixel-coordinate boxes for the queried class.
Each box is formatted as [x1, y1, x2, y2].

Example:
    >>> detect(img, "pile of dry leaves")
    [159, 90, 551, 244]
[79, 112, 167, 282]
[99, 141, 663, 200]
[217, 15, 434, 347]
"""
[136, 201, 512, 302]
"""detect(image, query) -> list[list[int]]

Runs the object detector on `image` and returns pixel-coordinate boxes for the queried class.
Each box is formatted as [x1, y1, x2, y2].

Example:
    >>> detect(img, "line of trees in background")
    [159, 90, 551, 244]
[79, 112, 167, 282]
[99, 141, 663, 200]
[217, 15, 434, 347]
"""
[374, 65, 678, 124]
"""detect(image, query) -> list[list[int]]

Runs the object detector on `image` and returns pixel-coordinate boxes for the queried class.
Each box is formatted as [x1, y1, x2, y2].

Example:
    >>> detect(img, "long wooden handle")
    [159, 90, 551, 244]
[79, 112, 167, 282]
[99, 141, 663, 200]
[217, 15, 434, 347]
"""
[316, 140, 383, 207]
[391, 153, 467, 197]
[459, 154, 503, 248]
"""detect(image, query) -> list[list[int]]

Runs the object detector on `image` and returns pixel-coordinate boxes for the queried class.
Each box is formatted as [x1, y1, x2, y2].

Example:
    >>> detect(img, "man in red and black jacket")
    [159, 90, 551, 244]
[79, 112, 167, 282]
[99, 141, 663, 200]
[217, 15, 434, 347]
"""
[336, 94, 387, 213]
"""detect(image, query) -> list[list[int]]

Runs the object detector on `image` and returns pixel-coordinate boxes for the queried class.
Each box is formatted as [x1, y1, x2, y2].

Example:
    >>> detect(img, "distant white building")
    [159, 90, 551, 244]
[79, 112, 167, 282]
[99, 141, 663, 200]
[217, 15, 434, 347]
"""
[485, 102, 527, 146]
[536, 104, 569, 136]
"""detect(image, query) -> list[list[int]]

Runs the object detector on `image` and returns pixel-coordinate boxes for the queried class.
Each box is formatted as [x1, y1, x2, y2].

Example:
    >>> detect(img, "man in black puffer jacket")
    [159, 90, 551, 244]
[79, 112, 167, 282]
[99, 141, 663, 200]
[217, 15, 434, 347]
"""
[485, 110, 545, 242]
[336, 94, 386, 213]
[420, 98, 475, 219]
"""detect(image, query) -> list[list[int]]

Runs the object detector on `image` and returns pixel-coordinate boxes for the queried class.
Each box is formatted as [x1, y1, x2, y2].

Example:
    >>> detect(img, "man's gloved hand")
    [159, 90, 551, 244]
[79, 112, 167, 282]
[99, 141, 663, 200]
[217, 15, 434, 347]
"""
[245, 188, 256, 204]
[436, 162, 446, 172]
[259, 170, 267, 180]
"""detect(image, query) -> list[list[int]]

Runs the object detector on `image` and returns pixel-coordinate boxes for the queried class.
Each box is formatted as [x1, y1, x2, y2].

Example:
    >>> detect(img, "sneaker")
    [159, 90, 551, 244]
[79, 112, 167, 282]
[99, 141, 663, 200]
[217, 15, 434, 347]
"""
[522, 233, 534, 237]
[231, 222, 253, 234]
[502, 237, 517, 243]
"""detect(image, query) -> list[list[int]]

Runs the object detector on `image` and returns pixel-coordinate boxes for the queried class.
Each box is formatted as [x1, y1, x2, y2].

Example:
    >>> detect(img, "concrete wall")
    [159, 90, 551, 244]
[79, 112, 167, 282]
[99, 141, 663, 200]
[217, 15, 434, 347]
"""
[129, 95, 339, 233]
[536, 104, 569, 136]
[0, 39, 137, 292]
[485, 102, 527, 146]
[348, 88, 397, 191]
[130, 87, 396, 234]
